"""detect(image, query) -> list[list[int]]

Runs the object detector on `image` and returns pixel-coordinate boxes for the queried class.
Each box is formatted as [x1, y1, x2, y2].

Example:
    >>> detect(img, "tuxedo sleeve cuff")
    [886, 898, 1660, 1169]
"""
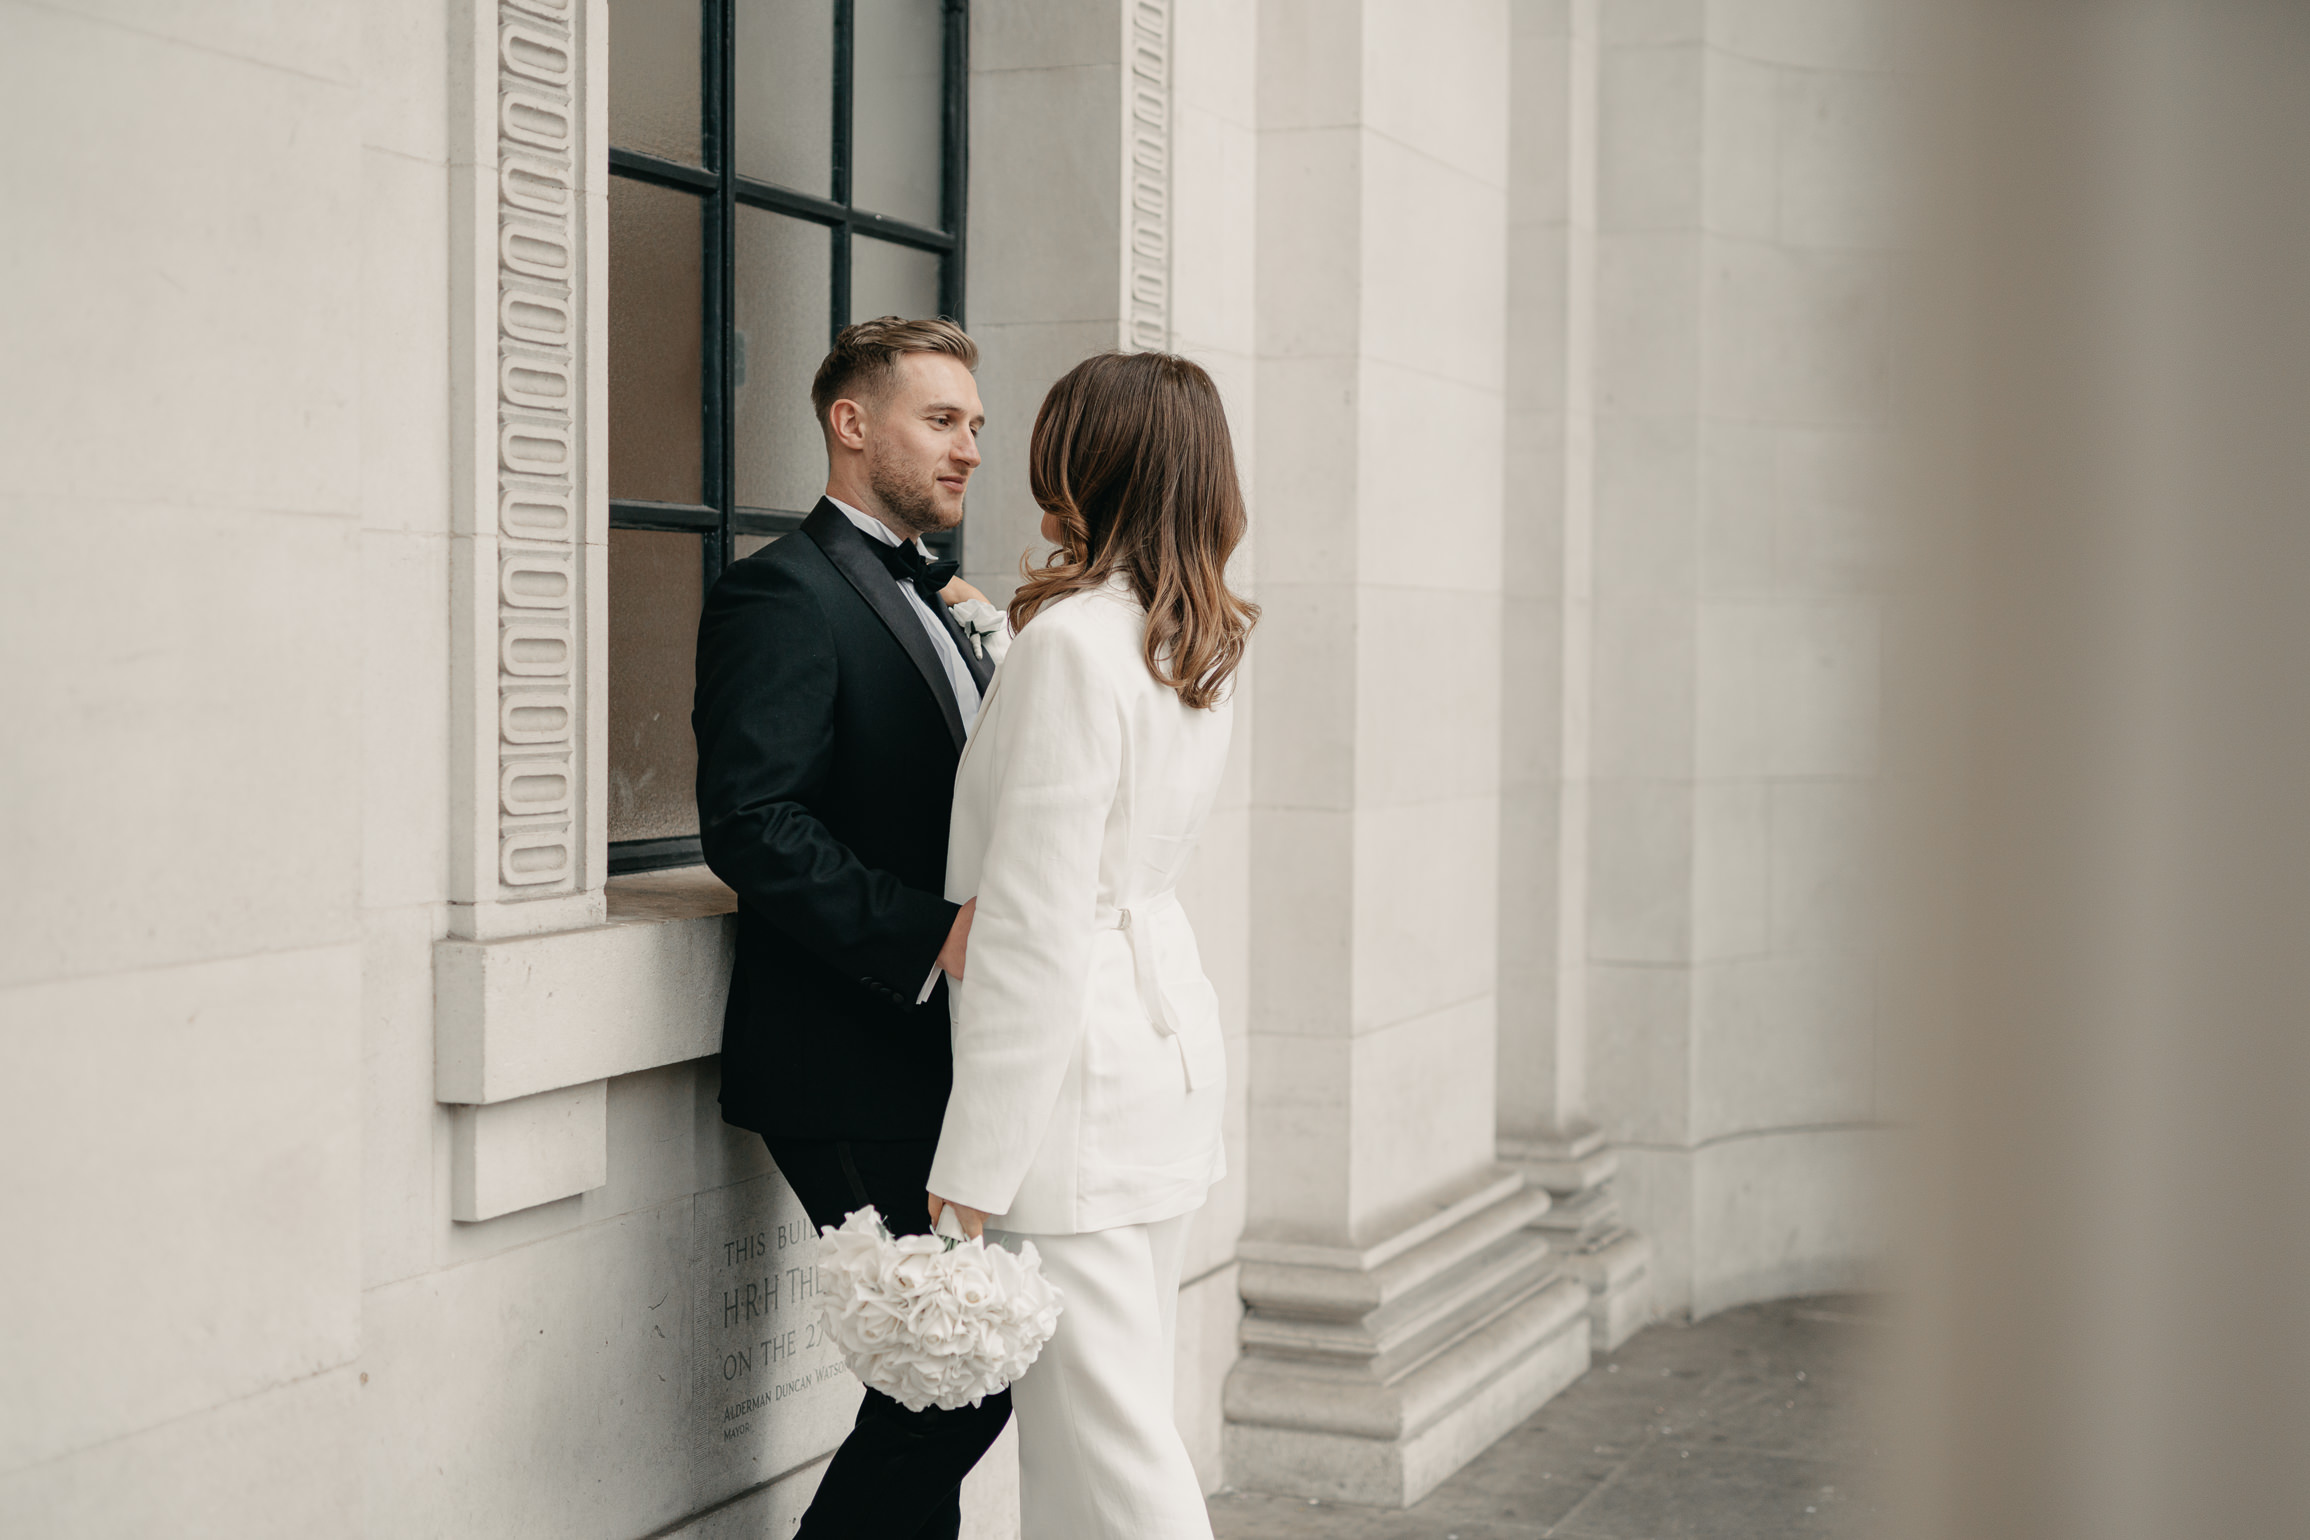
[841, 892, 958, 1009]
[915, 964, 942, 1006]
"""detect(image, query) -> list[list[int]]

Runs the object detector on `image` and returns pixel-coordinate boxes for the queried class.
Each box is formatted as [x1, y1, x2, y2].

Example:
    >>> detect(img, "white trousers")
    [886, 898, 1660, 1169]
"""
[992, 1215, 1214, 1540]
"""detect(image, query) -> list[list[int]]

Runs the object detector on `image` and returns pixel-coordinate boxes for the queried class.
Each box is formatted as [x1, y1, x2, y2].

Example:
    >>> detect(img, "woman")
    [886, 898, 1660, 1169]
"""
[926, 351, 1257, 1538]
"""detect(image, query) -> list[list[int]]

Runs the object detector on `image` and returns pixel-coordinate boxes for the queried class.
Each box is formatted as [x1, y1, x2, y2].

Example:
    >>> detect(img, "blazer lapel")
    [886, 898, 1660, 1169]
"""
[804, 499, 969, 752]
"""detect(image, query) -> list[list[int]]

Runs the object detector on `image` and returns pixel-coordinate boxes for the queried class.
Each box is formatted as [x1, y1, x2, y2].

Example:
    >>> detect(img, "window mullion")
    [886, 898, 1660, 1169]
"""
[833, 0, 855, 211]
[706, 0, 737, 585]
[832, 0, 855, 339]
[941, 0, 968, 323]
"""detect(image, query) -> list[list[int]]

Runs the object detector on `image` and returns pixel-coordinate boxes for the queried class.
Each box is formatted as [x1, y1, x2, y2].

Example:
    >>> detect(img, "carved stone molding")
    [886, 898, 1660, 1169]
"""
[1500, 1132, 1655, 1352]
[449, 0, 607, 939]
[492, 0, 582, 898]
[1124, 0, 1170, 352]
[1223, 1171, 1592, 1507]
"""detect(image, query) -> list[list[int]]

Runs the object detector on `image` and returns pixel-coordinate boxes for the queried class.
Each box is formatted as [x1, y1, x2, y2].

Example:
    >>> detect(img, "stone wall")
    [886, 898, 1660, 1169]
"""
[0, 0, 1896, 1532]
[1, 0, 373, 1530]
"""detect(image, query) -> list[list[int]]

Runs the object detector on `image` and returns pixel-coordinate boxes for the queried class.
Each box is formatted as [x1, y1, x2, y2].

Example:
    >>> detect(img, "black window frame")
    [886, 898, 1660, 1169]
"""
[607, 0, 971, 875]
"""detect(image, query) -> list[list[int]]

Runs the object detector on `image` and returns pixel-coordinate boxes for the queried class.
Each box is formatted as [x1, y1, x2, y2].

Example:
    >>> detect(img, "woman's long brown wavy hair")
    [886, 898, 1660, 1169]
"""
[1008, 352, 1258, 709]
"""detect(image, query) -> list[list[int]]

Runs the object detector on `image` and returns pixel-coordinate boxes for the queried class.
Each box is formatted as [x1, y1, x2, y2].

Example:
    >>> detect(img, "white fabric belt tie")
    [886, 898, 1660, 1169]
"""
[1104, 894, 1209, 1091]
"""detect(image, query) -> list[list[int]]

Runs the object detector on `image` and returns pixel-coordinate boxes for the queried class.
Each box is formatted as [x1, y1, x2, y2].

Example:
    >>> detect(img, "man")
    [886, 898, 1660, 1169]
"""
[692, 316, 1002, 1539]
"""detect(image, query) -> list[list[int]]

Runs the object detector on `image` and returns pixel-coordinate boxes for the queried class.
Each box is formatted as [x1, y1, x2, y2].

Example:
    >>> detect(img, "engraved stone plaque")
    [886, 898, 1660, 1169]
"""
[691, 1174, 863, 1494]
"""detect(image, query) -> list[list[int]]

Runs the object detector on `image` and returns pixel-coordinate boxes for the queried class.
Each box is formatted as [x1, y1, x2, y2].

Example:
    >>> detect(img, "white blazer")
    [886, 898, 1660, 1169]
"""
[926, 577, 1233, 1235]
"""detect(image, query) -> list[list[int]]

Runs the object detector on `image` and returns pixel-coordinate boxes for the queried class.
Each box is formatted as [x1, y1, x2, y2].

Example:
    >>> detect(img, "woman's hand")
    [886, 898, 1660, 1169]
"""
[937, 897, 975, 981]
[940, 576, 989, 606]
[927, 1192, 989, 1240]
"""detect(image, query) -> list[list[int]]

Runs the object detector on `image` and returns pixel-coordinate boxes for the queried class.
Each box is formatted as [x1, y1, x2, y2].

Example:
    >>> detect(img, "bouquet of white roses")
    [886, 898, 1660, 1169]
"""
[812, 1205, 1063, 1412]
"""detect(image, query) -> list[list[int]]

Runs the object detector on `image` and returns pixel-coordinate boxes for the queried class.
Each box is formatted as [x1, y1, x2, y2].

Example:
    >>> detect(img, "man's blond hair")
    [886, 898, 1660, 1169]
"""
[810, 315, 978, 431]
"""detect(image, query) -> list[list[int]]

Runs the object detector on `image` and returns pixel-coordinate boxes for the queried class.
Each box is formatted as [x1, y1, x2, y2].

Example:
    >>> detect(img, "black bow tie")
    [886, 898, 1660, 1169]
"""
[864, 531, 959, 604]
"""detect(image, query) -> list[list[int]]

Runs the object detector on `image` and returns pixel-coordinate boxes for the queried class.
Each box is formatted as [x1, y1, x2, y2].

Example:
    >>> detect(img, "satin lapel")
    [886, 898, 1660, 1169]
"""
[940, 601, 996, 694]
[803, 501, 968, 752]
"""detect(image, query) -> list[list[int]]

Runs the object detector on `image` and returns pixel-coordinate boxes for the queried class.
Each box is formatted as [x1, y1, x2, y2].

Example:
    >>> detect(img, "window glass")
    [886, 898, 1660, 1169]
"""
[606, 0, 964, 869]
[609, 0, 703, 164]
[734, 208, 835, 513]
[736, 0, 834, 194]
[608, 179, 704, 504]
[850, 235, 942, 325]
[607, 530, 704, 842]
[852, 0, 945, 228]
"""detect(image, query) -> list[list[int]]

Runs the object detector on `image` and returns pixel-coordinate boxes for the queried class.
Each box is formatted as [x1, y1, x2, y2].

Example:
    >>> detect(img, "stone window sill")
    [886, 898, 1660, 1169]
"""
[435, 865, 737, 1220]
[601, 864, 744, 924]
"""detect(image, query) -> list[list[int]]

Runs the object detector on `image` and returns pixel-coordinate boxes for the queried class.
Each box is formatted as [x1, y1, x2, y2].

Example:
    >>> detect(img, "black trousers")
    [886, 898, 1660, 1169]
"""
[767, 1136, 1013, 1540]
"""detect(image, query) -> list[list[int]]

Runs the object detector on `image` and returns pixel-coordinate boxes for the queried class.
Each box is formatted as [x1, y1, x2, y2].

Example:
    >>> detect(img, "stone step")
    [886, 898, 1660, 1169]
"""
[1528, 1181, 1619, 1238]
[1236, 1167, 1529, 1274]
[1559, 1226, 1654, 1352]
[1500, 1132, 1618, 1197]
[1239, 1228, 1559, 1384]
[1237, 1177, 1555, 1322]
[1226, 1273, 1590, 1444]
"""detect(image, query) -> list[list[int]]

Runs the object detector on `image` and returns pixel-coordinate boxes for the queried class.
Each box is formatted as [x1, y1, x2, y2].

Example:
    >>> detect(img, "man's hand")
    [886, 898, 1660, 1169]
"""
[927, 1192, 989, 1240]
[937, 896, 975, 981]
[940, 576, 989, 606]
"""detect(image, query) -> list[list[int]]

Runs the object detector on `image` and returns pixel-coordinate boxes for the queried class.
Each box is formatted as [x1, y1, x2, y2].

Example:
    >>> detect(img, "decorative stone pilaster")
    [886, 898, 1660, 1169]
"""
[1122, 0, 1170, 353]
[437, 0, 611, 1220]
[1232, 0, 1568, 1506]
[1496, 0, 1654, 1353]
[446, 0, 608, 944]
[1223, 1173, 1590, 1507]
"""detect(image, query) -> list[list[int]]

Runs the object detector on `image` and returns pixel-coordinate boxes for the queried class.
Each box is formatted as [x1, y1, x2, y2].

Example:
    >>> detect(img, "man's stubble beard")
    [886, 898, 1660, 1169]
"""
[866, 438, 962, 538]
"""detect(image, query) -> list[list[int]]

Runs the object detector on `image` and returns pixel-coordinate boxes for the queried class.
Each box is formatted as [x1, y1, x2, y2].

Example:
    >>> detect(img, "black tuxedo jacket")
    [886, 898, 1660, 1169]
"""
[694, 499, 987, 1140]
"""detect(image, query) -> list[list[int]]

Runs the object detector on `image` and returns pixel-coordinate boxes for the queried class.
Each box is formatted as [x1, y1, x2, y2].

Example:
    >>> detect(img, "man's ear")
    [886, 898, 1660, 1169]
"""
[826, 397, 869, 452]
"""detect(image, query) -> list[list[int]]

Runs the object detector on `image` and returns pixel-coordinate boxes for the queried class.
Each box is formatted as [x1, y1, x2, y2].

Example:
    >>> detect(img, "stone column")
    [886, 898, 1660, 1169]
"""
[1575, 0, 1898, 1318]
[1494, 0, 1653, 1352]
[1222, 0, 1590, 1507]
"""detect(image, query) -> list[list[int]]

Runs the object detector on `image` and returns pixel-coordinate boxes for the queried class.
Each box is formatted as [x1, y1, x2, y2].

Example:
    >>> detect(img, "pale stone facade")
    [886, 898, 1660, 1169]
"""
[0, 0, 1893, 1534]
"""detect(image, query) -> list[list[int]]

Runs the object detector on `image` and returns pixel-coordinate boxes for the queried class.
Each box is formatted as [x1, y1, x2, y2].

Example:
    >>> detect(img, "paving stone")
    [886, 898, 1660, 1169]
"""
[1549, 1444, 1869, 1538]
[1206, 1491, 1550, 1539]
[1211, 1295, 1881, 1540]
[1684, 1363, 1880, 1468]
[1387, 1421, 1624, 1532]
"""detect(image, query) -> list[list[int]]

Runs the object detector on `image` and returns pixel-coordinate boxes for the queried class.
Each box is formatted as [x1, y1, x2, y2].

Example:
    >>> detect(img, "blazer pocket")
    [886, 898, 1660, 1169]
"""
[1167, 975, 1228, 1091]
[1145, 904, 1228, 1093]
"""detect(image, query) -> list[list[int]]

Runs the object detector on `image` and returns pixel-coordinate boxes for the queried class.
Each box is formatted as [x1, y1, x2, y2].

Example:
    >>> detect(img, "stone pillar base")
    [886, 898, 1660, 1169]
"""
[1222, 1171, 1593, 1507]
[1502, 1131, 1655, 1352]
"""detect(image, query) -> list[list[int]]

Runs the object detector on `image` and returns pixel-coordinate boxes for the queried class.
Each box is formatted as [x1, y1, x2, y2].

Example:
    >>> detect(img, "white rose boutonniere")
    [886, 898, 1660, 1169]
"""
[945, 597, 1012, 668]
[812, 1205, 1063, 1412]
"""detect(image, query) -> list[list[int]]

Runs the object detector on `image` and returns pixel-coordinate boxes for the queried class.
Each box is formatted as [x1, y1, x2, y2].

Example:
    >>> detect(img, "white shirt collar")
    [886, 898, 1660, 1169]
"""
[827, 494, 920, 553]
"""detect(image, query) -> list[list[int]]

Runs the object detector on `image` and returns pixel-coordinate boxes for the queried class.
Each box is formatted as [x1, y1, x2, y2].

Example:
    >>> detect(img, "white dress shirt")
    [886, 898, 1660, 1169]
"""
[828, 496, 981, 732]
[827, 496, 978, 1005]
